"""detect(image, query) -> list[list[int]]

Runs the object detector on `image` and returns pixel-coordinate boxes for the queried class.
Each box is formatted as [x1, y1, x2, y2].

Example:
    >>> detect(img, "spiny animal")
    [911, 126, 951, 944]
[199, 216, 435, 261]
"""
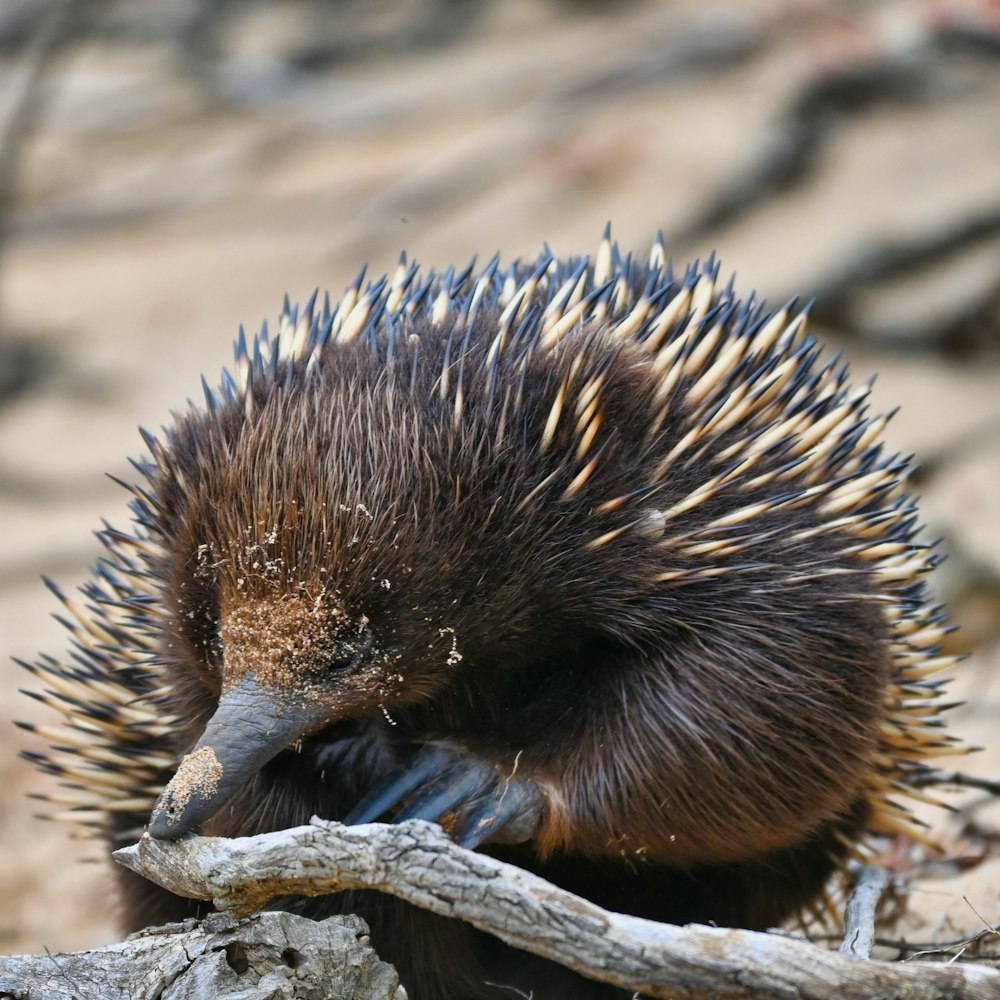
[20, 230, 966, 1000]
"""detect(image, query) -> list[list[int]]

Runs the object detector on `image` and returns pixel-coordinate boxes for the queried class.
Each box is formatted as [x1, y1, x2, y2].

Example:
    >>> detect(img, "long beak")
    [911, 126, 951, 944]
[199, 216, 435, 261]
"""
[147, 672, 329, 839]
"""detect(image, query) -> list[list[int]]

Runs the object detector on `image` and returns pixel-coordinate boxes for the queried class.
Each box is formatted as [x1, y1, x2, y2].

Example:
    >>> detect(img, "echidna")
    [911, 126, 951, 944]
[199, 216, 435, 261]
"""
[19, 230, 965, 1000]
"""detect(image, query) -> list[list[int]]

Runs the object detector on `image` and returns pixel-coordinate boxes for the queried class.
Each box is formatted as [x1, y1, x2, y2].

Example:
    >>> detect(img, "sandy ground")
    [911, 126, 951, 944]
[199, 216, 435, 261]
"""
[2, 0, 1000, 964]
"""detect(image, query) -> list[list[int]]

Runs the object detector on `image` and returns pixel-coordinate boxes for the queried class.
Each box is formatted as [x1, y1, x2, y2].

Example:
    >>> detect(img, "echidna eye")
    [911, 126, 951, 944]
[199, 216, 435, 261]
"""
[323, 630, 374, 675]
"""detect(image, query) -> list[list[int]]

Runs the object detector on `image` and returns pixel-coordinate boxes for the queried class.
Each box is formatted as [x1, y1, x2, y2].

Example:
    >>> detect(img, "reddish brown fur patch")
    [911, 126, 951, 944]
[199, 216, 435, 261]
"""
[221, 594, 351, 692]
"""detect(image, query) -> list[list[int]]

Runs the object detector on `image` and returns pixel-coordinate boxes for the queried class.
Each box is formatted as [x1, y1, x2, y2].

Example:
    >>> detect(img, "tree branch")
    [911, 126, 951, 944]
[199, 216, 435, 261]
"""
[838, 865, 889, 959]
[114, 817, 1000, 1000]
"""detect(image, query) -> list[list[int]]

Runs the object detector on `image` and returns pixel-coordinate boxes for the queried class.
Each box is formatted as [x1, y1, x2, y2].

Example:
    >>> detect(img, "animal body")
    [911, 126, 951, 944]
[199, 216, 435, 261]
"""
[20, 232, 963, 999]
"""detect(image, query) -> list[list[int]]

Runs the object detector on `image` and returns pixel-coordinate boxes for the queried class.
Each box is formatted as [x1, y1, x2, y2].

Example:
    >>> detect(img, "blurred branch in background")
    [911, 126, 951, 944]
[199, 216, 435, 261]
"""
[671, 16, 1000, 246]
[667, 9, 1000, 354]
[0, 0, 85, 406]
[806, 207, 1000, 353]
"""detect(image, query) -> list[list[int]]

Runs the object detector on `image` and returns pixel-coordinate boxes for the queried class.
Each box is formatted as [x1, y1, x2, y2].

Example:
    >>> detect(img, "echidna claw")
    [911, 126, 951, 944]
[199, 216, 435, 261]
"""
[343, 744, 453, 824]
[345, 743, 542, 848]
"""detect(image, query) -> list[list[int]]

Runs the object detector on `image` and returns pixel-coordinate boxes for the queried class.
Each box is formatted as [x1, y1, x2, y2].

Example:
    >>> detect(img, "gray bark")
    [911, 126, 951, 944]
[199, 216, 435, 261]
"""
[0, 910, 405, 1000]
[838, 864, 890, 959]
[112, 817, 1000, 1000]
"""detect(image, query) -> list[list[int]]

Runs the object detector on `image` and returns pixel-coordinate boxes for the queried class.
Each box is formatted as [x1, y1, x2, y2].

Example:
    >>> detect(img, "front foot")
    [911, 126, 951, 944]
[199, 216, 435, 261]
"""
[344, 743, 544, 849]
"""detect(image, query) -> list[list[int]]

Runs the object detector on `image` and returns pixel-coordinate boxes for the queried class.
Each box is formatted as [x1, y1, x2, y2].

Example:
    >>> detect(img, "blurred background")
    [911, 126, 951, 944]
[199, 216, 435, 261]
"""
[2, 0, 999, 961]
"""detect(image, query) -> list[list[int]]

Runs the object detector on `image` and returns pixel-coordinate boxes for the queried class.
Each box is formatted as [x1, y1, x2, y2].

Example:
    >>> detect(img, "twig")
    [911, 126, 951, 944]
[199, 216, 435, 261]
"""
[114, 818, 1000, 1000]
[813, 929, 1000, 963]
[908, 910, 1000, 966]
[908, 771, 1000, 796]
[839, 865, 889, 959]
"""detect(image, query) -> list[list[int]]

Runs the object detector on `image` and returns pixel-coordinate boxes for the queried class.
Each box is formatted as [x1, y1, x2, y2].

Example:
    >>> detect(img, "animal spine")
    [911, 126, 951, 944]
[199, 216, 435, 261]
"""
[19, 230, 965, 999]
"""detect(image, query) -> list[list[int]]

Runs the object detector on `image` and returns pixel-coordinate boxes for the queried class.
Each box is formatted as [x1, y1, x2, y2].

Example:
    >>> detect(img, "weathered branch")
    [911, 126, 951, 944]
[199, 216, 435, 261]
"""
[115, 818, 1000, 1000]
[0, 910, 404, 1000]
[839, 864, 889, 959]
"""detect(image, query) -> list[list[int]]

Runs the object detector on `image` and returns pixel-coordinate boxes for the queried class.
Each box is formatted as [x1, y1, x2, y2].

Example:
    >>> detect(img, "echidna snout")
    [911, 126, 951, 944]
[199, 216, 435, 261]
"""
[150, 590, 415, 838]
[149, 673, 329, 838]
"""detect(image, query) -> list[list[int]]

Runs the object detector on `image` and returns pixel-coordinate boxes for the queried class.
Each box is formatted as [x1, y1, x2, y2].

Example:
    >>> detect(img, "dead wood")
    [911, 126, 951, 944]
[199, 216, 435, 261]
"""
[838, 864, 889, 959]
[112, 817, 1000, 1000]
[0, 910, 405, 1000]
